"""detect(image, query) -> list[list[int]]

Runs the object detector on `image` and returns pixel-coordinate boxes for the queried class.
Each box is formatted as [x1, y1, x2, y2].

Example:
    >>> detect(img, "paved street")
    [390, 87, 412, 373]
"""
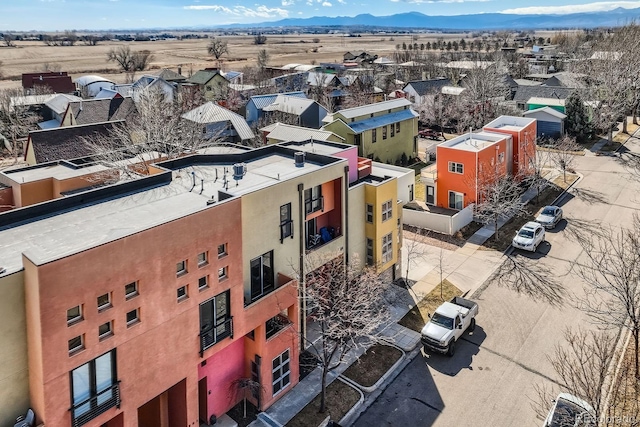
[355, 133, 640, 427]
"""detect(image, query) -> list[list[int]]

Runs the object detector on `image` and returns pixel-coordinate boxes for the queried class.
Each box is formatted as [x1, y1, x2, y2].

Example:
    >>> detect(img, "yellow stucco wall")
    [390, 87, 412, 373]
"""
[363, 178, 399, 273]
[240, 160, 347, 301]
[0, 271, 30, 426]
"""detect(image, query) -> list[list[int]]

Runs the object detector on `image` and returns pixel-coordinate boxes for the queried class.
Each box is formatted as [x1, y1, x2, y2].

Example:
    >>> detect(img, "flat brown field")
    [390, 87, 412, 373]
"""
[0, 33, 475, 88]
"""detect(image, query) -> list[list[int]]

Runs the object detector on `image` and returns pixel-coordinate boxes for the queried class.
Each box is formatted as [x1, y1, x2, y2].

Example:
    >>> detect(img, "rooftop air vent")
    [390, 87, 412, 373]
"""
[294, 152, 305, 167]
[233, 163, 246, 180]
[206, 197, 216, 205]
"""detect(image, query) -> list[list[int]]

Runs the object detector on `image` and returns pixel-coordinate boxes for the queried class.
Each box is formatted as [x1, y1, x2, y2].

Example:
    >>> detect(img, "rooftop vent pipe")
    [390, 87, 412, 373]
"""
[294, 152, 305, 167]
[233, 163, 246, 180]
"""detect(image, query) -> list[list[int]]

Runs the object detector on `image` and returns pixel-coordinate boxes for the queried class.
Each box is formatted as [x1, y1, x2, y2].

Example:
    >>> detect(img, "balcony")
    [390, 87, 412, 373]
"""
[199, 317, 233, 356]
[70, 382, 121, 427]
[420, 163, 438, 184]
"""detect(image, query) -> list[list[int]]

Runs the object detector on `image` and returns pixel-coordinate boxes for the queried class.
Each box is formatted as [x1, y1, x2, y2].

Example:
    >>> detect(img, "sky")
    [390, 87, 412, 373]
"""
[2, 0, 640, 31]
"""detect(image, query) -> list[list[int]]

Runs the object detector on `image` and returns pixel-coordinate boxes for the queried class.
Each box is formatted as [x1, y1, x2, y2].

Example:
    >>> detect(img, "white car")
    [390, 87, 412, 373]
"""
[542, 393, 595, 426]
[512, 221, 545, 252]
[536, 205, 563, 229]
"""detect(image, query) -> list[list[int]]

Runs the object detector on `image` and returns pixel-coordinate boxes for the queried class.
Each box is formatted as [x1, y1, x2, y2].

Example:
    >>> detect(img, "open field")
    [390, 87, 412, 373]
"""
[0, 33, 473, 88]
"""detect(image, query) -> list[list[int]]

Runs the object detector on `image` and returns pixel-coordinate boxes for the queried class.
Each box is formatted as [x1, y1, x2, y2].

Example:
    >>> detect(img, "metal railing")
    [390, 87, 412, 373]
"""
[199, 317, 233, 356]
[70, 382, 120, 427]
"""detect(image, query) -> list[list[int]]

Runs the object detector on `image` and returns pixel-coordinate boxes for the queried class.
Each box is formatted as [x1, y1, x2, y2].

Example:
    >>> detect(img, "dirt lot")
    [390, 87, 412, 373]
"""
[0, 32, 476, 88]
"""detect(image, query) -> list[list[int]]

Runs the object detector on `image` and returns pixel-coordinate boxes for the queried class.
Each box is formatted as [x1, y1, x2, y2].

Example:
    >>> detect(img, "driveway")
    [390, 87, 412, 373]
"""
[355, 134, 640, 427]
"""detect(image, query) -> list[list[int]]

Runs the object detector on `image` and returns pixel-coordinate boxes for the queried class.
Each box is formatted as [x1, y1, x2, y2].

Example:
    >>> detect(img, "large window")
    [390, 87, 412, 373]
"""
[448, 161, 464, 174]
[304, 185, 323, 214]
[382, 125, 388, 140]
[382, 233, 393, 263]
[366, 238, 374, 266]
[372, 128, 377, 143]
[390, 123, 395, 137]
[382, 200, 393, 222]
[199, 290, 232, 354]
[448, 191, 464, 210]
[250, 251, 274, 303]
[272, 349, 291, 396]
[70, 350, 119, 427]
[280, 203, 293, 242]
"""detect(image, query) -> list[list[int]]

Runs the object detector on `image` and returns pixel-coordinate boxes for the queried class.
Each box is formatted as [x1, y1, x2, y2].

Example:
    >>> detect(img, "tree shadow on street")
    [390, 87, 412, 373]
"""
[423, 326, 486, 377]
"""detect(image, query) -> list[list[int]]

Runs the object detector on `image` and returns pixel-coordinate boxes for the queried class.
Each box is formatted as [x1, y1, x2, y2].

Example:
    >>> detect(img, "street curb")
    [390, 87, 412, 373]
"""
[602, 326, 632, 416]
[337, 377, 365, 427]
[339, 344, 406, 394]
[344, 345, 423, 426]
[614, 124, 640, 153]
[549, 173, 583, 207]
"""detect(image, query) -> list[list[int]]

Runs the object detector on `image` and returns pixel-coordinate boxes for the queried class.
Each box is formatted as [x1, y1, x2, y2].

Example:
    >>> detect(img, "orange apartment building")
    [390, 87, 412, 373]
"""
[423, 116, 536, 210]
[0, 144, 349, 427]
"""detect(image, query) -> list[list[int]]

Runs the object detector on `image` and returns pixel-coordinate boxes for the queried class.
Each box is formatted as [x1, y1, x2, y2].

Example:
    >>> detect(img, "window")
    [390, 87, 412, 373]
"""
[218, 243, 228, 258]
[200, 290, 232, 353]
[382, 125, 388, 140]
[499, 152, 505, 163]
[176, 260, 187, 276]
[396, 122, 400, 133]
[382, 233, 393, 263]
[382, 200, 393, 222]
[218, 267, 228, 281]
[69, 335, 84, 354]
[272, 349, 291, 396]
[250, 251, 274, 303]
[177, 285, 188, 301]
[304, 185, 323, 214]
[448, 162, 464, 174]
[70, 350, 119, 426]
[124, 282, 138, 300]
[280, 203, 293, 242]
[372, 128, 377, 143]
[98, 321, 112, 340]
[199, 276, 209, 291]
[448, 191, 464, 210]
[126, 308, 139, 326]
[366, 238, 374, 266]
[266, 312, 290, 339]
[390, 123, 395, 137]
[67, 305, 83, 325]
[198, 252, 208, 267]
[366, 204, 374, 223]
[354, 133, 362, 145]
[97, 293, 111, 311]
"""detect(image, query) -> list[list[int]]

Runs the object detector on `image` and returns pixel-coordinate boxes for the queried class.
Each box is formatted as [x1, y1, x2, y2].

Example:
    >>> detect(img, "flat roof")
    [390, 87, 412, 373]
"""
[0, 146, 344, 276]
[280, 139, 353, 156]
[484, 115, 536, 131]
[4, 162, 111, 184]
[438, 131, 505, 152]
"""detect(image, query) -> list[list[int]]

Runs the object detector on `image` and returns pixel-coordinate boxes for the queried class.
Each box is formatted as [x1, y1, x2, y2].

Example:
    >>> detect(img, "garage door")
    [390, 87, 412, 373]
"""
[537, 120, 562, 139]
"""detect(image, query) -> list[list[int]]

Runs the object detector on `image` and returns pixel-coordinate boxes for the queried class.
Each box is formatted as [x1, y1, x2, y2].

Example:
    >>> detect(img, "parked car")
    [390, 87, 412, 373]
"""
[418, 128, 441, 140]
[512, 221, 546, 252]
[542, 393, 595, 427]
[421, 296, 478, 357]
[536, 205, 563, 229]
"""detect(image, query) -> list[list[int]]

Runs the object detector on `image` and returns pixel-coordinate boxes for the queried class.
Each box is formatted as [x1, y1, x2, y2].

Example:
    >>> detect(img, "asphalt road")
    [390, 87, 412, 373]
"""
[354, 134, 640, 427]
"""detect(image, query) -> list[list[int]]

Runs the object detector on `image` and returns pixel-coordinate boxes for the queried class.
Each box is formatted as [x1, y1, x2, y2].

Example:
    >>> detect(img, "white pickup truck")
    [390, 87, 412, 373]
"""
[420, 296, 479, 357]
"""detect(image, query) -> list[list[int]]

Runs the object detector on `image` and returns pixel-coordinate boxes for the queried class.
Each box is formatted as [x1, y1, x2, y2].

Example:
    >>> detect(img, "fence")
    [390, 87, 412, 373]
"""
[403, 203, 474, 235]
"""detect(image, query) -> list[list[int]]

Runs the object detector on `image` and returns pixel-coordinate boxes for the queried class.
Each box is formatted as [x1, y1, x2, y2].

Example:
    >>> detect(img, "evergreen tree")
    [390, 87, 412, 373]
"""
[565, 92, 593, 143]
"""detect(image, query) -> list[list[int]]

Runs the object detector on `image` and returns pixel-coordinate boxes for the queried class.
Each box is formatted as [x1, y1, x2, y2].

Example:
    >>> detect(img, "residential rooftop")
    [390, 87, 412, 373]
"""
[484, 115, 536, 132]
[324, 98, 412, 121]
[0, 145, 344, 276]
[439, 131, 507, 152]
[279, 138, 352, 156]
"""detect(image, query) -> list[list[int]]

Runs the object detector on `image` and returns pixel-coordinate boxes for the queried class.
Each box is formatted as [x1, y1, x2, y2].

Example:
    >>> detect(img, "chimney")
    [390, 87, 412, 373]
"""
[422, 71, 427, 80]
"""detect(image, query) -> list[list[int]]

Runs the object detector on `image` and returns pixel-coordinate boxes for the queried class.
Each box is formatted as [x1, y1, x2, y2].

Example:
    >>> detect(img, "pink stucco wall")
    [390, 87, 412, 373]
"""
[198, 338, 245, 419]
[335, 146, 359, 183]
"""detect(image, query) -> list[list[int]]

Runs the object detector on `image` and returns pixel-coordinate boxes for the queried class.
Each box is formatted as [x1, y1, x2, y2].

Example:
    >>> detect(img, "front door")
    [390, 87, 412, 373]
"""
[426, 185, 435, 205]
[198, 378, 208, 424]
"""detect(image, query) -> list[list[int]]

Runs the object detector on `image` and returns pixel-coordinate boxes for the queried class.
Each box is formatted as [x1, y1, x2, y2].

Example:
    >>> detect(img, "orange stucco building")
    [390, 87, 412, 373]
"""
[0, 143, 353, 427]
[425, 116, 537, 210]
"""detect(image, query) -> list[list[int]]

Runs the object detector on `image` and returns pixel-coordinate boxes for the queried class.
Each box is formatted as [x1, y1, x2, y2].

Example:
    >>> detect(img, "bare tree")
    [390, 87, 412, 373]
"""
[403, 228, 431, 285]
[549, 136, 581, 182]
[253, 33, 267, 45]
[256, 49, 270, 72]
[472, 164, 528, 240]
[83, 87, 215, 176]
[0, 87, 47, 167]
[2, 33, 15, 47]
[573, 215, 640, 379]
[522, 144, 551, 204]
[107, 45, 154, 75]
[531, 328, 618, 425]
[302, 254, 392, 414]
[207, 37, 229, 62]
[228, 378, 263, 419]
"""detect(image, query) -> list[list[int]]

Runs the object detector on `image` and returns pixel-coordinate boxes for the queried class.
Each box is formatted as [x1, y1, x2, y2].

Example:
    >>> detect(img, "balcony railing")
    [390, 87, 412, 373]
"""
[199, 317, 233, 356]
[70, 382, 121, 427]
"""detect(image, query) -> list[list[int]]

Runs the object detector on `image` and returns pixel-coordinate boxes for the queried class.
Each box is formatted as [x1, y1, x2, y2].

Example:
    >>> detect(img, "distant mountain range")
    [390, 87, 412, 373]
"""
[217, 8, 640, 30]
